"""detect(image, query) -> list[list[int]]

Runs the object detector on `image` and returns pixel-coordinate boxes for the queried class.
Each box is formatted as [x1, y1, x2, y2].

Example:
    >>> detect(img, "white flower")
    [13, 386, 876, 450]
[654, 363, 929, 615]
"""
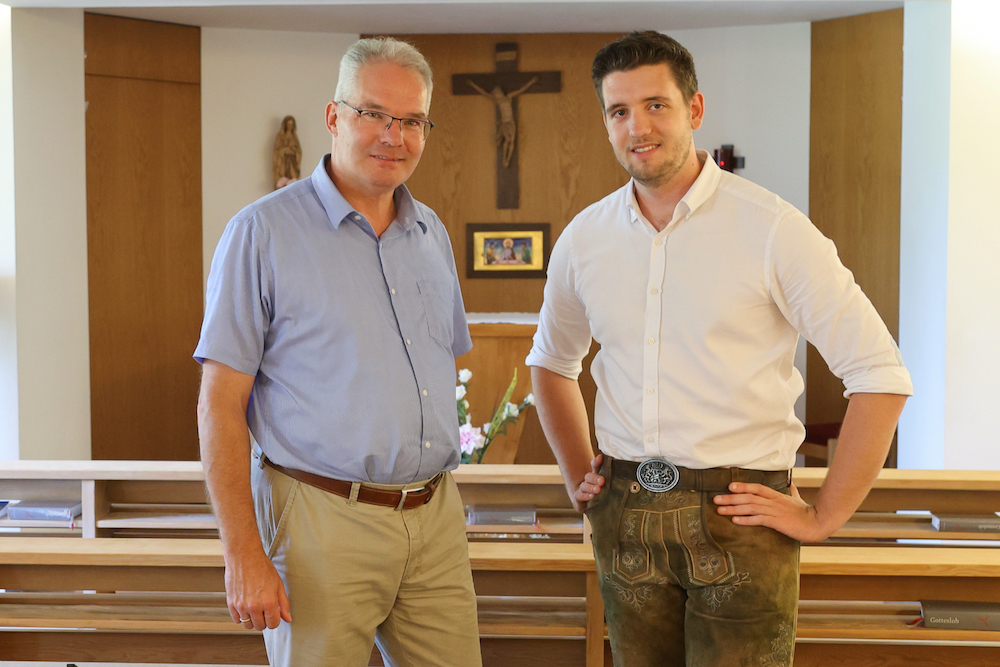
[524, 393, 535, 406]
[504, 402, 519, 418]
[465, 414, 471, 425]
[459, 423, 485, 455]
[463, 400, 470, 410]
[458, 368, 473, 383]
[456, 385, 467, 400]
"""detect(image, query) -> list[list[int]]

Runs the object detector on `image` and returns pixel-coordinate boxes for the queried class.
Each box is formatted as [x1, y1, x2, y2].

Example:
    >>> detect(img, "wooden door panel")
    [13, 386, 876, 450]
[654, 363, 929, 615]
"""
[86, 72, 202, 460]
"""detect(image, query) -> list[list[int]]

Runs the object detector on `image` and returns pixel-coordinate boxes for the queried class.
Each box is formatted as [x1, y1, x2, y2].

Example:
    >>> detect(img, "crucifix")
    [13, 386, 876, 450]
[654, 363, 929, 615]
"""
[452, 43, 561, 209]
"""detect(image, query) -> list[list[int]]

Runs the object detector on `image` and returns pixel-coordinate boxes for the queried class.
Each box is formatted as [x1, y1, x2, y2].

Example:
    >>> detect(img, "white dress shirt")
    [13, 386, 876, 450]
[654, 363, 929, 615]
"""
[526, 152, 912, 470]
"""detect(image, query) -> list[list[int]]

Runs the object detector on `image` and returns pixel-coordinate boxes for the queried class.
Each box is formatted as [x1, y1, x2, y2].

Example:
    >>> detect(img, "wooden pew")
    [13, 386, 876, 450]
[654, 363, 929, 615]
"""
[0, 538, 604, 667]
[5, 463, 1000, 665]
[5, 538, 1000, 665]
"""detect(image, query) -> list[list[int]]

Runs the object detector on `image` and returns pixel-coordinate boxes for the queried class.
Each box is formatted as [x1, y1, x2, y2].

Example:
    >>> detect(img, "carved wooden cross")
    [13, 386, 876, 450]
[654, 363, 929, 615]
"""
[452, 43, 561, 209]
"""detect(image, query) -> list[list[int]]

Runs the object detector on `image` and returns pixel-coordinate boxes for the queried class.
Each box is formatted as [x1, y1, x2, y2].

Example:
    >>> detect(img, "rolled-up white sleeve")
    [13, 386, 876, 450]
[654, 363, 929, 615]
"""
[767, 210, 913, 398]
[525, 226, 593, 380]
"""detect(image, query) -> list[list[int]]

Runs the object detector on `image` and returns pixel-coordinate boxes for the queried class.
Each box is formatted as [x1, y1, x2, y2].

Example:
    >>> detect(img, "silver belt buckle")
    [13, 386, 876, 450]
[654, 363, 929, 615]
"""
[636, 458, 680, 492]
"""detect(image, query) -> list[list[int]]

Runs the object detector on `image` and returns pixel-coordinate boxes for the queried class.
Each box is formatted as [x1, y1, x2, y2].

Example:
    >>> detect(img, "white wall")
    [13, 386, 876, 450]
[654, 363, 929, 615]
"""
[669, 23, 812, 215]
[201, 27, 358, 284]
[897, 0, 950, 469]
[0, 4, 18, 461]
[944, 0, 1000, 469]
[8, 8, 90, 460]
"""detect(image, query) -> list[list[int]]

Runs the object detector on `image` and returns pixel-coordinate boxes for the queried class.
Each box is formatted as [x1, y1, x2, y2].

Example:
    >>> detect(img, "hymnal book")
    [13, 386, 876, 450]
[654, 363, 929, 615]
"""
[922, 600, 1000, 630]
[5, 500, 82, 521]
[465, 504, 536, 526]
[930, 512, 1000, 533]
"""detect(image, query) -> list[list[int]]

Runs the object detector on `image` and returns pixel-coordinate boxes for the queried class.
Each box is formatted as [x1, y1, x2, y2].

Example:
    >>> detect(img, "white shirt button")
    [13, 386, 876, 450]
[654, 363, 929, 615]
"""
[647, 388, 655, 394]
[406, 339, 412, 345]
[353, 214, 361, 220]
[650, 288, 658, 295]
[424, 441, 431, 448]
[648, 338, 655, 344]
[390, 288, 396, 295]
[655, 239, 662, 246]
[647, 436, 654, 443]
[422, 389, 428, 396]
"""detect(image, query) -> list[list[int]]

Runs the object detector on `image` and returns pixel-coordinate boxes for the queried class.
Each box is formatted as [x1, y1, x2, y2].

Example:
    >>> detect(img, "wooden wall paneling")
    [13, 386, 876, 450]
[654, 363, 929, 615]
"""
[85, 15, 202, 460]
[84, 13, 200, 84]
[390, 33, 630, 314]
[807, 10, 903, 432]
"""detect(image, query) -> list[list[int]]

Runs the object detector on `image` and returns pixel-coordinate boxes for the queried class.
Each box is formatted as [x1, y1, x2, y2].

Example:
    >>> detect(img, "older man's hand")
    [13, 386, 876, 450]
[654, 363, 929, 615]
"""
[225, 548, 293, 631]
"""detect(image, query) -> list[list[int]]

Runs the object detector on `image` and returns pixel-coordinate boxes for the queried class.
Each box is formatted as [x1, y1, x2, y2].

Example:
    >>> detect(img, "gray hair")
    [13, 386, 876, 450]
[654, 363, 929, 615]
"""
[334, 37, 434, 111]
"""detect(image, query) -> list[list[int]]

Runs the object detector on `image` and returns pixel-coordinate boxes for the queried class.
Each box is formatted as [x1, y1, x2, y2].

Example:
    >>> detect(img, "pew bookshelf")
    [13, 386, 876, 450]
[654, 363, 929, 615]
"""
[4, 538, 1000, 665]
[3, 461, 1000, 544]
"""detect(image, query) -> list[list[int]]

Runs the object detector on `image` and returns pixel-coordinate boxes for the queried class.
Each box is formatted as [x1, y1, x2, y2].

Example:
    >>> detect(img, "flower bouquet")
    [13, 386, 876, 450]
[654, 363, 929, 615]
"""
[457, 368, 534, 464]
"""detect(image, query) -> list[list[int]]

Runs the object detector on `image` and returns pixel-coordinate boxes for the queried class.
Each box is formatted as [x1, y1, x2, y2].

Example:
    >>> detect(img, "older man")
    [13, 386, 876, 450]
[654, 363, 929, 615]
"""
[527, 31, 912, 666]
[195, 38, 481, 667]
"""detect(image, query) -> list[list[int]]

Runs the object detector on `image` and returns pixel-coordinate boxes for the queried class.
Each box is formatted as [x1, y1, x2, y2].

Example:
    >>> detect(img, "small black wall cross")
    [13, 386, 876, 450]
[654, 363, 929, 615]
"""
[452, 43, 561, 209]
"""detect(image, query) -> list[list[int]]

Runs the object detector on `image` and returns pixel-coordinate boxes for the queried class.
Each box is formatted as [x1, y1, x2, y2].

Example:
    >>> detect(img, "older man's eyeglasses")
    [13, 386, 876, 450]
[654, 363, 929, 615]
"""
[338, 101, 434, 140]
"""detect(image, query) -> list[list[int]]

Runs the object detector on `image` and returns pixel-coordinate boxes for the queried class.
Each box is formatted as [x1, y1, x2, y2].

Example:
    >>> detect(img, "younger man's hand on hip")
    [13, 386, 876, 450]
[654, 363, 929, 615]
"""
[713, 482, 832, 543]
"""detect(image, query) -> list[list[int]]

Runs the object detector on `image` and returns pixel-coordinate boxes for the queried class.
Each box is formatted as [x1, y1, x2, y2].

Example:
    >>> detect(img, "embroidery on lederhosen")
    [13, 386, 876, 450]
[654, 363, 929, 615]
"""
[637, 488, 688, 508]
[760, 621, 794, 667]
[614, 510, 651, 581]
[701, 570, 752, 611]
[603, 572, 670, 612]
[676, 506, 730, 584]
[742, 621, 793, 667]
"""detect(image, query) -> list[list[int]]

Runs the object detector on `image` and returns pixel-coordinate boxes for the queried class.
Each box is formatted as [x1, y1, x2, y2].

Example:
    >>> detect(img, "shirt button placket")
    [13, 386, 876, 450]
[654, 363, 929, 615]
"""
[643, 233, 667, 459]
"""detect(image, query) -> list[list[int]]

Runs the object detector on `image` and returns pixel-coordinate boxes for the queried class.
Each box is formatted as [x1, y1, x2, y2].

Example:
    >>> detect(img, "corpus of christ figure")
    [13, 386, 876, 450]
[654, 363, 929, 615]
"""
[466, 76, 539, 168]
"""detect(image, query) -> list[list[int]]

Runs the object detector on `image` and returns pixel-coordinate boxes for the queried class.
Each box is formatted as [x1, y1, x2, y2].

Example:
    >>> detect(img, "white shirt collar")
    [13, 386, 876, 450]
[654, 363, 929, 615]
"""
[625, 150, 722, 231]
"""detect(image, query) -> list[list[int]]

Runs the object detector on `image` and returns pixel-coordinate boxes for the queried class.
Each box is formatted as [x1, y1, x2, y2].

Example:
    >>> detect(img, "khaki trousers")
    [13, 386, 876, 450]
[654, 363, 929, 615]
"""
[252, 462, 482, 667]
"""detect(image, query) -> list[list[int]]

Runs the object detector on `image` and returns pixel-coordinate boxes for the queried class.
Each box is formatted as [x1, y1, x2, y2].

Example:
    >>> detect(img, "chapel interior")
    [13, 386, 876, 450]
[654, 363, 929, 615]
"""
[1, 0, 998, 665]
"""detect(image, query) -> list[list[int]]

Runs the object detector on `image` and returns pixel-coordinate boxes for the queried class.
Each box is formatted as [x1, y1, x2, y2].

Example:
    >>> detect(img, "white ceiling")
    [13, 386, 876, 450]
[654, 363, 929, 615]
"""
[7, 0, 915, 34]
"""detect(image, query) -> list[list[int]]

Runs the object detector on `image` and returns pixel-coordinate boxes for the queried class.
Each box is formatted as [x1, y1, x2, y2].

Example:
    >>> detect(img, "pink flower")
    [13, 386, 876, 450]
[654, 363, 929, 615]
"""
[459, 423, 485, 455]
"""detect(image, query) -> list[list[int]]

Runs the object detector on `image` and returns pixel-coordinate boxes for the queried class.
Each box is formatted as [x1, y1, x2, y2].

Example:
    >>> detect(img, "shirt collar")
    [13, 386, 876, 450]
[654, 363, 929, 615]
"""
[625, 150, 722, 225]
[309, 155, 427, 234]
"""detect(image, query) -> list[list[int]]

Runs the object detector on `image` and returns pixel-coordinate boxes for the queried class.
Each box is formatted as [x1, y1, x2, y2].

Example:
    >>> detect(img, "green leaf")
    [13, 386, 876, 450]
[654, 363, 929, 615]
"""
[485, 369, 518, 442]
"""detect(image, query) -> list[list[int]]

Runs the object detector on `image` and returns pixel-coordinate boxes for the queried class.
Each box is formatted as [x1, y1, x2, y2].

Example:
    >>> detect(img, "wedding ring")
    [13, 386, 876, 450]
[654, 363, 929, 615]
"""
[239, 617, 251, 623]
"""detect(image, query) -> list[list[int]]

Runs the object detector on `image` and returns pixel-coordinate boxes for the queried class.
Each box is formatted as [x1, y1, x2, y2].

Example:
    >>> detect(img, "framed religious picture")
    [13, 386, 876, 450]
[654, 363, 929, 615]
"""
[466, 222, 550, 279]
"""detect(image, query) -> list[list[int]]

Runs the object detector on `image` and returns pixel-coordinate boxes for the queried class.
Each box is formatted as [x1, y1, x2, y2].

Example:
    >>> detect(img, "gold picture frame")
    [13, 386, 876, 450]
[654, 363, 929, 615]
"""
[466, 223, 550, 279]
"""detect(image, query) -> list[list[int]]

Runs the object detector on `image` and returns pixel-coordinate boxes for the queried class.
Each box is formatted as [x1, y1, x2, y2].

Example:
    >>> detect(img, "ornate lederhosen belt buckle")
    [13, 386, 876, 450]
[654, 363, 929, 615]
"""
[636, 458, 680, 492]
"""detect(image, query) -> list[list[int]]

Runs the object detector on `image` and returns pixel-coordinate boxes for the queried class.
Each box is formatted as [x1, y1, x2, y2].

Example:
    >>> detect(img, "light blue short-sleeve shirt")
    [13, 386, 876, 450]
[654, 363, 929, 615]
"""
[195, 156, 472, 484]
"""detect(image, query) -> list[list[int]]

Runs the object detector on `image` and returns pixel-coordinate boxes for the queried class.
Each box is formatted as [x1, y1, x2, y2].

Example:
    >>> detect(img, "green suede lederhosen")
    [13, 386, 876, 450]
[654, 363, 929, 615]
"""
[586, 457, 800, 667]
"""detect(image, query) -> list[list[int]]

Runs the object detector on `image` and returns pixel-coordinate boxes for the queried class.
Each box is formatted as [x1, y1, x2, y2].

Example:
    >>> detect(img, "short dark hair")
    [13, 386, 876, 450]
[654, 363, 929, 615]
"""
[592, 31, 698, 109]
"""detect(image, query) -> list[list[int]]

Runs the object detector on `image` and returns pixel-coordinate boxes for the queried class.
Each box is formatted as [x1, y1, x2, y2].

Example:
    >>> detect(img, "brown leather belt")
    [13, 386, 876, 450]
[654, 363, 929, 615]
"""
[263, 457, 444, 510]
[610, 458, 791, 492]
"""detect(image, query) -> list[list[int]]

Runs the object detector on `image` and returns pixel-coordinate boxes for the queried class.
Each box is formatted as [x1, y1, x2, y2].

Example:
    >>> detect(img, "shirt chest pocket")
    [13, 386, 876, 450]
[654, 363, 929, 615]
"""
[417, 278, 454, 347]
